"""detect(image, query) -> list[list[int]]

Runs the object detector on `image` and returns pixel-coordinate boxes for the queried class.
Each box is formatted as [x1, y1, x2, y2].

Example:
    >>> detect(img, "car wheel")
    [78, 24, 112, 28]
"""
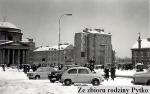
[64, 79, 72, 86]
[146, 80, 150, 85]
[92, 79, 100, 86]
[35, 75, 40, 80]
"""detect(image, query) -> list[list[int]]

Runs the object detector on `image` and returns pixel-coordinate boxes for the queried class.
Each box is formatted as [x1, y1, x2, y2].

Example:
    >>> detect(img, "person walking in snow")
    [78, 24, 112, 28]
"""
[2, 64, 5, 71]
[110, 66, 116, 80]
[104, 66, 109, 81]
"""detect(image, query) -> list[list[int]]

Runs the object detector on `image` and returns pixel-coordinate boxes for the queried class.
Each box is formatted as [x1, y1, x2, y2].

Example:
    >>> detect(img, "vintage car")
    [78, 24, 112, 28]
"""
[131, 67, 150, 85]
[48, 64, 80, 83]
[48, 70, 64, 83]
[27, 67, 55, 79]
[60, 67, 104, 86]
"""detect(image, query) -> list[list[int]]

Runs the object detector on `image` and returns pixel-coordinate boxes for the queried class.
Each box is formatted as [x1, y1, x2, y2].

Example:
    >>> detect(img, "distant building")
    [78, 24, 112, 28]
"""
[116, 57, 132, 65]
[74, 28, 113, 66]
[0, 22, 35, 66]
[131, 38, 150, 67]
[33, 44, 74, 66]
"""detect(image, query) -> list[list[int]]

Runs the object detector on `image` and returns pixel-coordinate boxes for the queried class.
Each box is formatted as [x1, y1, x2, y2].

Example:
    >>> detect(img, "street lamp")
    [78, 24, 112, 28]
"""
[58, 14, 72, 69]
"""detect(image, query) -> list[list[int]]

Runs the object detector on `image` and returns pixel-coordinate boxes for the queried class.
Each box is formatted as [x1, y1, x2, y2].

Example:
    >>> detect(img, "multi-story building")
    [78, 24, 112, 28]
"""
[74, 28, 113, 66]
[33, 44, 74, 66]
[131, 38, 150, 67]
[0, 22, 35, 66]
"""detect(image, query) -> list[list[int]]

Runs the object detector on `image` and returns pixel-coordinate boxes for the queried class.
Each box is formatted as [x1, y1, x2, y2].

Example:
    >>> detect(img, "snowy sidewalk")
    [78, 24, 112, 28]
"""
[95, 69, 147, 78]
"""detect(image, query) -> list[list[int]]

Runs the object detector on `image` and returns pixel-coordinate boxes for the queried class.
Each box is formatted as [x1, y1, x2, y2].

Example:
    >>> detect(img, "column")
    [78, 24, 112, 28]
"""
[7, 49, 10, 65]
[3, 49, 5, 64]
[18, 50, 20, 65]
[12, 50, 15, 64]
[26, 50, 29, 64]
[24, 50, 27, 64]
[22, 50, 25, 64]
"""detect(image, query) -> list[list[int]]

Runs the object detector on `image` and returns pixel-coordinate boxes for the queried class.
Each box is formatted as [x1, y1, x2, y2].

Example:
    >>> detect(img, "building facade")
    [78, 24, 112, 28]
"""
[0, 22, 35, 66]
[131, 38, 150, 67]
[33, 44, 74, 66]
[74, 28, 113, 66]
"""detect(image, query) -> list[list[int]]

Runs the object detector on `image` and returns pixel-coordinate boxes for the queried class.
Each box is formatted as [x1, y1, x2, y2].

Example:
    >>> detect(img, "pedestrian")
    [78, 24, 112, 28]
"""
[2, 64, 5, 71]
[26, 65, 30, 72]
[32, 64, 37, 72]
[104, 66, 109, 81]
[110, 66, 116, 80]
[89, 59, 95, 72]
[23, 65, 27, 73]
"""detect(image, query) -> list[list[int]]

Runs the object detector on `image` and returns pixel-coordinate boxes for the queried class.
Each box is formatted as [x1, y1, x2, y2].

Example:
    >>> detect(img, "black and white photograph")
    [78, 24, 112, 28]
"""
[0, 0, 149, 94]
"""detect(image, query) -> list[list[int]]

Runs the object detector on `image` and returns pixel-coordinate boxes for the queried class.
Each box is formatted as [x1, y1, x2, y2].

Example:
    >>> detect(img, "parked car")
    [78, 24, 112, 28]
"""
[48, 70, 64, 83]
[135, 63, 144, 72]
[27, 67, 55, 79]
[131, 67, 150, 85]
[48, 64, 80, 83]
[61, 64, 80, 71]
[60, 67, 104, 86]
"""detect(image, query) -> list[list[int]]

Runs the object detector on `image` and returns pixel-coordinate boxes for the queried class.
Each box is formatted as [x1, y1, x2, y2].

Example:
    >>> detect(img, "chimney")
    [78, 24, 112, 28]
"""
[101, 29, 104, 32]
[83, 28, 88, 33]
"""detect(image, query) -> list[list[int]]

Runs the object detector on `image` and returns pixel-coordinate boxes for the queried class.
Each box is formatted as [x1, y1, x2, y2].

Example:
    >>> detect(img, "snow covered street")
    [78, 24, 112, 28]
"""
[0, 68, 140, 94]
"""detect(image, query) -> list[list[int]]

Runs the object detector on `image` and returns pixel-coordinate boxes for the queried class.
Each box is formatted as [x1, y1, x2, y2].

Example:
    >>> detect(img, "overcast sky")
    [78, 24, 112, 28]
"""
[0, 0, 149, 58]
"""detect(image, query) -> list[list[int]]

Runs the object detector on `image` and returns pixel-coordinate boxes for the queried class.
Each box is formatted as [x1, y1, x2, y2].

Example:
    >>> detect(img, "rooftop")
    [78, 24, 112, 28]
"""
[132, 38, 150, 49]
[0, 22, 19, 29]
[81, 28, 111, 35]
[34, 44, 72, 51]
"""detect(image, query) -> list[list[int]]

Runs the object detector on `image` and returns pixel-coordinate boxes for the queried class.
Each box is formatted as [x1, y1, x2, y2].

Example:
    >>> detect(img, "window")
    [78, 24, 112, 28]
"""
[78, 69, 89, 74]
[8, 35, 13, 40]
[68, 69, 77, 74]
[81, 52, 85, 57]
[42, 58, 45, 61]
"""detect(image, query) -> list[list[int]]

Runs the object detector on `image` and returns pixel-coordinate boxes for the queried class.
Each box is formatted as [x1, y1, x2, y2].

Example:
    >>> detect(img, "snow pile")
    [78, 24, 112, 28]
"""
[115, 69, 136, 77]
[0, 68, 77, 94]
[0, 68, 27, 80]
[103, 77, 133, 86]
[95, 69, 147, 77]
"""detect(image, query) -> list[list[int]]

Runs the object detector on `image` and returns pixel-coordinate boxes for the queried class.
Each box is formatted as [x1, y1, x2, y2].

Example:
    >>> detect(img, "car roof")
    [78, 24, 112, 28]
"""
[68, 67, 89, 70]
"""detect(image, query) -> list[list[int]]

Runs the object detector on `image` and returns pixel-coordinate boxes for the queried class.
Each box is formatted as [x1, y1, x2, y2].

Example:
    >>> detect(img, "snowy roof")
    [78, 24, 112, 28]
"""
[34, 44, 71, 51]
[0, 22, 19, 29]
[21, 38, 33, 43]
[81, 28, 111, 35]
[132, 39, 150, 49]
[21, 39, 30, 42]
[0, 41, 13, 45]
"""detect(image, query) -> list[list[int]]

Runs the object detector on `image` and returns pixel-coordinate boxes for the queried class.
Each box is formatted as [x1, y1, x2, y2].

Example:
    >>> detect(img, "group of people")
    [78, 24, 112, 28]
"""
[104, 66, 116, 81]
[84, 59, 116, 81]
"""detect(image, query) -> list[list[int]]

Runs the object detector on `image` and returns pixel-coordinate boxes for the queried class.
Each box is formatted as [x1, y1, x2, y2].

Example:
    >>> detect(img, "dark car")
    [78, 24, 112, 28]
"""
[48, 70, 63, 83]
[48, 64, 80, 83]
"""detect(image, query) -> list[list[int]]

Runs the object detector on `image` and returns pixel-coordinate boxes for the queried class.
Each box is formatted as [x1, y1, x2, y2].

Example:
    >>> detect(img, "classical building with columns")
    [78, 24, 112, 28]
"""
[0, 22, 35, 66]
